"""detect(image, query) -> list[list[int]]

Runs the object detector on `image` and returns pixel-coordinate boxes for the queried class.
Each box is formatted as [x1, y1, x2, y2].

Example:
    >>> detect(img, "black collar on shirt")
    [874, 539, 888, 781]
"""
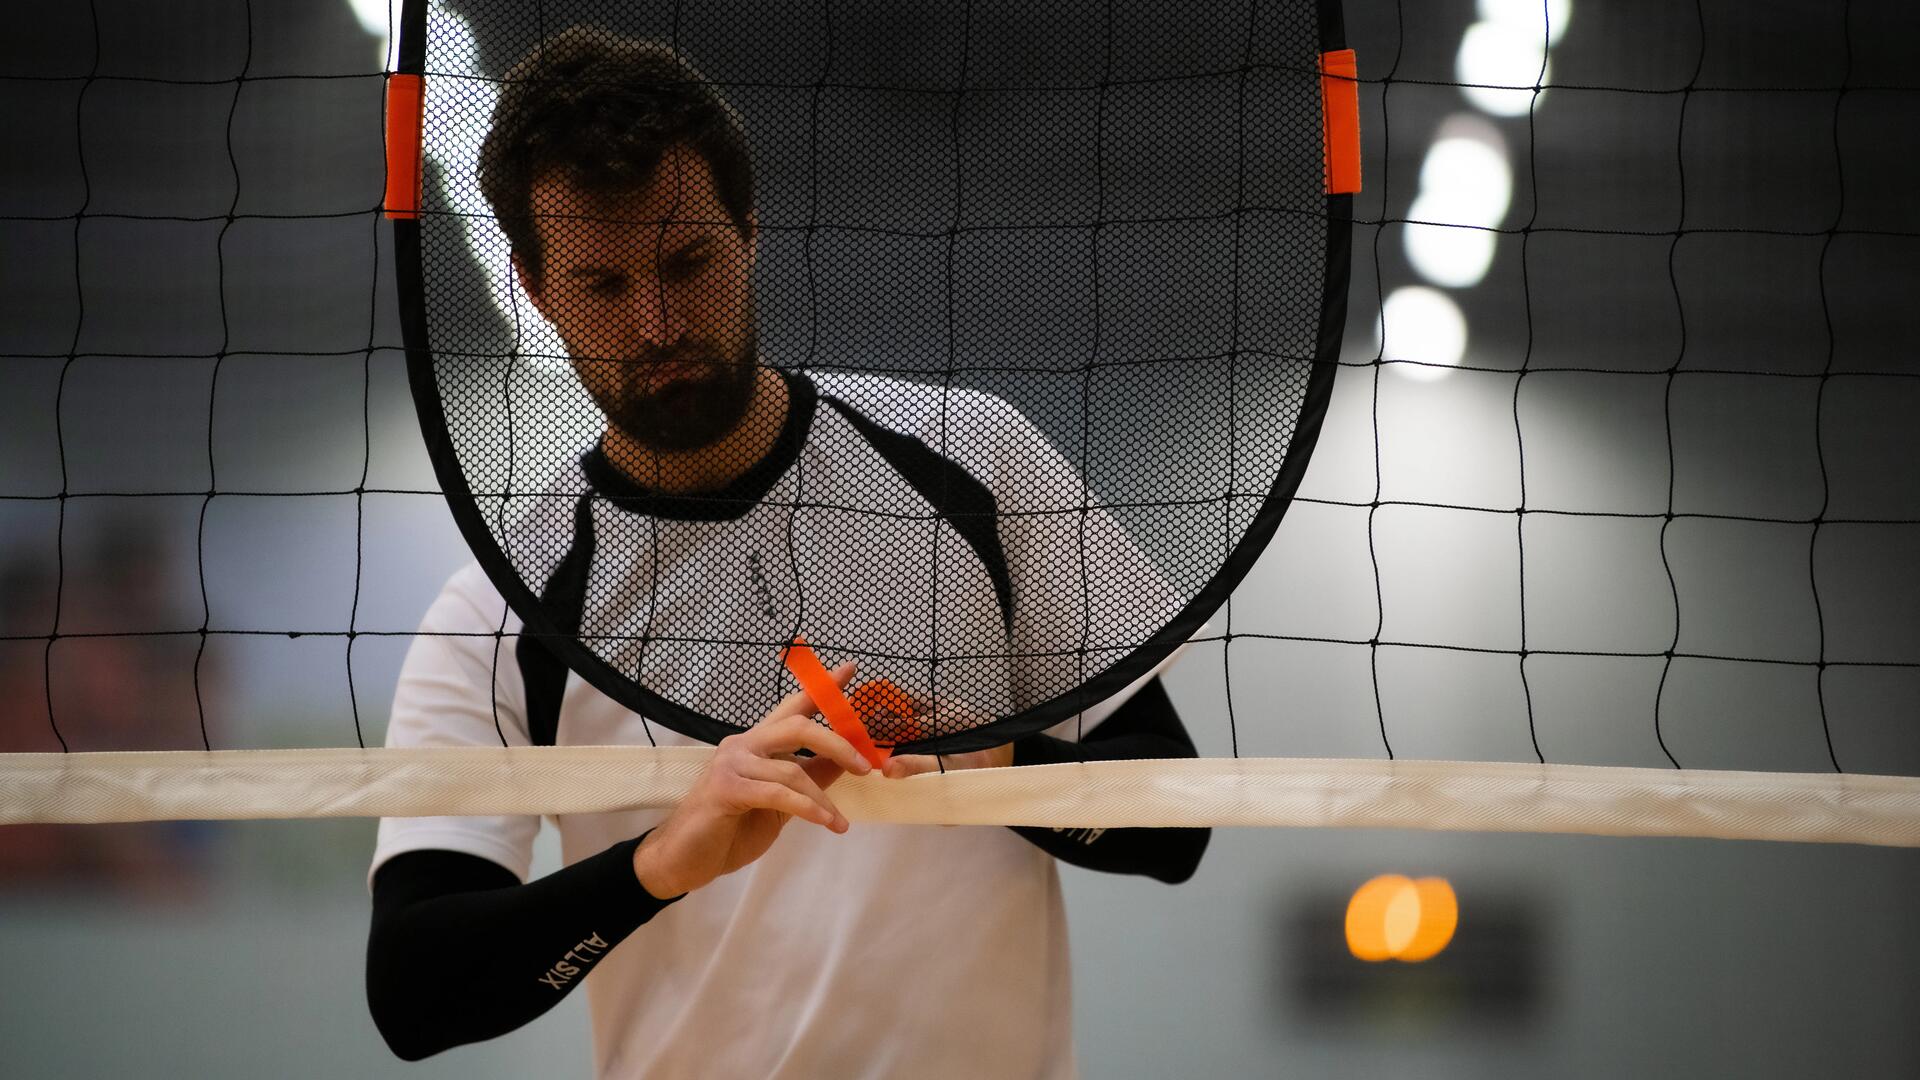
[579, 367, 819, 522]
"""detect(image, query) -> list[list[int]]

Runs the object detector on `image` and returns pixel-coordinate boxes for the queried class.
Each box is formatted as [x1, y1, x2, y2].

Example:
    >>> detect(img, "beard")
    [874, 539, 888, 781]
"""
[590, 323, 760, 454]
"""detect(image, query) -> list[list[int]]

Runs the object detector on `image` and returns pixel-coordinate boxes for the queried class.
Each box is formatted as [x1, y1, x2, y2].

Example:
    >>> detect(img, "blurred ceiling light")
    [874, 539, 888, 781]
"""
[1419, 124, 1514, 224]
[1478, 0, 1574, 45]
[1456, 20, 1552, 117]
[345, 0, 401, 69]
[406, 2, 567, 370]
[1404, 124, 1511, 287]
[1456, 1, 1571, 118]
[1379, 286, 1468, 381]
[1404, 214, 1496, 288]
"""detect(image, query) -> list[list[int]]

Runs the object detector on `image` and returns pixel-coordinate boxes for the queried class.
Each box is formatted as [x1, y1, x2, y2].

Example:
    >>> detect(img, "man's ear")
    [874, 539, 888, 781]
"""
[511, 251, 546, 318]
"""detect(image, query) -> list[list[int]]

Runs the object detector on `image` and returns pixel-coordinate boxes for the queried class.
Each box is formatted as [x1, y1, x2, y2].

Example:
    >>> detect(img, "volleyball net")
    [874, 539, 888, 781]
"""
[2, 0, 1918, 845]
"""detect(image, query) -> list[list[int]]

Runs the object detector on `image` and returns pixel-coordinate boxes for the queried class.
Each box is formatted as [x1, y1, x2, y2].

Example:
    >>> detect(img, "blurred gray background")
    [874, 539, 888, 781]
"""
[2, 0, 1918, 1077]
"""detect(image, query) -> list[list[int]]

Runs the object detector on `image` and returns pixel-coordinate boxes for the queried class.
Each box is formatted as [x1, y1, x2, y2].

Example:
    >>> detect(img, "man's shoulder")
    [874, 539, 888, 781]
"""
[443, 559, 497, 600]
[804, 369, 1034, 442]
[422, 560, 515, 633]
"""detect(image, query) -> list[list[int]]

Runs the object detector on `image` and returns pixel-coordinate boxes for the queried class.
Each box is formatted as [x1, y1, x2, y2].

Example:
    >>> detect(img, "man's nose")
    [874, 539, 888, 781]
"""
[623, 276, 683, 348]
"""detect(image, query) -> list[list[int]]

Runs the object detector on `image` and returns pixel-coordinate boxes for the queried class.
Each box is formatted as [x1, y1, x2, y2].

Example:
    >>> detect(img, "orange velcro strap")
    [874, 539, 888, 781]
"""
[1319, 49, 1362, 195]
[782, 637, 890, 769]
[383, 73, 425, 219]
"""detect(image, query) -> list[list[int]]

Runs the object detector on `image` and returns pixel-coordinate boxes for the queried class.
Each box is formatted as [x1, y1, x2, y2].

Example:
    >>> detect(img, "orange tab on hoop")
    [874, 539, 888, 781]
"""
[1319, 49, 1362, 195]
[383, 73, 425, 219]
[781, 637, 890, 769]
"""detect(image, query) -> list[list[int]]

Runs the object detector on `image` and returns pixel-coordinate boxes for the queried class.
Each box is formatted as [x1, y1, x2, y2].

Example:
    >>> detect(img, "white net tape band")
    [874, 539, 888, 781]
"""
[5, 748, 1920, 846]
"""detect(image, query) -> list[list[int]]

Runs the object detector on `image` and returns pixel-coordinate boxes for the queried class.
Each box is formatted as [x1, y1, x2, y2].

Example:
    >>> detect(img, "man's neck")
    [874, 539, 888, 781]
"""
[599, 366, 791, 495]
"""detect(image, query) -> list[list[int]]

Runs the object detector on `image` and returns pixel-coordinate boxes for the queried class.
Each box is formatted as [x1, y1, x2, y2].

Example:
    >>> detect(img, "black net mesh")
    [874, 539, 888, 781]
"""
[3, 0, 1914, 786]
[403, 0, 1343, 748]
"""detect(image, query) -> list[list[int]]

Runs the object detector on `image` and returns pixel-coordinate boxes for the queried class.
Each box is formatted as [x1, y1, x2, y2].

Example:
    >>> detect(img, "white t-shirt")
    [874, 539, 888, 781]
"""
[373, 372, 1191, 1079]
[495, 369, 1188, 738]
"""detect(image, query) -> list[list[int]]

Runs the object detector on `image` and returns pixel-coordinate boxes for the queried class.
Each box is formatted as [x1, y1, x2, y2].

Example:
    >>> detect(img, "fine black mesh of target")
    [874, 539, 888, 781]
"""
[396, 0, 1349, 752]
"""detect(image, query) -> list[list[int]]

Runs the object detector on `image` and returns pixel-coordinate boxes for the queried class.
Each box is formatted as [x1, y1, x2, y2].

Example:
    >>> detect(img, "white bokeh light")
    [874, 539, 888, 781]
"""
[345, 0, 402, 70]
[1403, 129, 1512, 287]
[1456, 21, 1552, 117]
[1403, 213, 1497, 289]
[1379, 286, 1468, 381]
[1419, 133, 1513, 225]
[1457, 0, 1573, 116]
[1478, 0, 1574, 44]
[415, 1, 572, 375]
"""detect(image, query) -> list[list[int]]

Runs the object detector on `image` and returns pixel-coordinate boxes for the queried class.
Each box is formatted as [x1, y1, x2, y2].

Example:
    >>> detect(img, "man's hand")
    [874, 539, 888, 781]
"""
[880, 743, 1014, 778]
[632, 662, 872, 899]
[880, 697, 1014, 778]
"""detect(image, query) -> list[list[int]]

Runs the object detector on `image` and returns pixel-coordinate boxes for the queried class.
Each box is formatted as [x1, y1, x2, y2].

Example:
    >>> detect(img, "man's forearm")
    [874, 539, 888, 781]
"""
[366, 835, 677, 1061]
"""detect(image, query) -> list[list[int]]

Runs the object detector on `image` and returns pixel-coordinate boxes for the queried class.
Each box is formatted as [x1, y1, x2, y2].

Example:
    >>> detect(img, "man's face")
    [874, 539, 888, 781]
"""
[519, 147, 759, 453]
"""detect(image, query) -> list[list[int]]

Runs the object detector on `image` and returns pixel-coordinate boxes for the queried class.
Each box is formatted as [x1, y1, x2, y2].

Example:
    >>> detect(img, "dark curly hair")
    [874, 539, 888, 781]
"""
[477, 27, 756, 286]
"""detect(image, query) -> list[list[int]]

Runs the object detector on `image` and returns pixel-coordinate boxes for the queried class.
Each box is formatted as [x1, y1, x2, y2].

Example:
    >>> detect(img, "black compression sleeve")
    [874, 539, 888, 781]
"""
[366, 834, 678, 1061]
[1008, 677, 1211, 884]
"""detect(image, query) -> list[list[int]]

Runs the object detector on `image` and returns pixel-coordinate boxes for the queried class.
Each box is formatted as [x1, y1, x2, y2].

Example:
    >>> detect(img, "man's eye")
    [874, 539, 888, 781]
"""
[666, 253, 712, 281]
[587, 277, 624, 297]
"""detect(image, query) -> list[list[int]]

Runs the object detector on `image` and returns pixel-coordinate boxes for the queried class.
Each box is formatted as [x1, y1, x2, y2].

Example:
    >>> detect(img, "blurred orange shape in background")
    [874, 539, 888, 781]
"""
[1345, 874, 1458, 962]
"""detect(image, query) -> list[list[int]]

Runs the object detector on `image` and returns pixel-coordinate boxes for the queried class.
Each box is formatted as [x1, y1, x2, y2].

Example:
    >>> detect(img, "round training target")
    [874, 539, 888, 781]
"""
[392, 0, 1352, 752]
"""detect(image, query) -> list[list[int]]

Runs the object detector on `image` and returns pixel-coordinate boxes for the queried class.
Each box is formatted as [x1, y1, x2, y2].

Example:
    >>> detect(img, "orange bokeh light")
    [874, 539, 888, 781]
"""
[1345, 874, 1457, 962]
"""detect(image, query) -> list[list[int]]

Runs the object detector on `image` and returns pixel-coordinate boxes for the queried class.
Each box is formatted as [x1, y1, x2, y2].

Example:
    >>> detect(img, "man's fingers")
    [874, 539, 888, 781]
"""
[737, 756, 846, 829]
[750, 710, 873, 777]
[800, 754, 846, 791]
[882, 754, 942, 780]
[729, 777, 848, 832]
[882, 744, 1014, 777]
